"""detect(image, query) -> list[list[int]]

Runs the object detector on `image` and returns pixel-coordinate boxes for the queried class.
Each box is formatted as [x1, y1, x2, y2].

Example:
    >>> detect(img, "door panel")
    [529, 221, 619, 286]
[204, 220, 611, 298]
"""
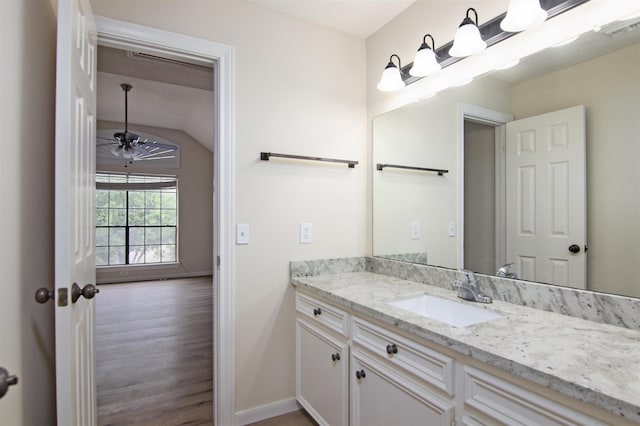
[506, 105, 586, 289]
[55, 0, 97, 424]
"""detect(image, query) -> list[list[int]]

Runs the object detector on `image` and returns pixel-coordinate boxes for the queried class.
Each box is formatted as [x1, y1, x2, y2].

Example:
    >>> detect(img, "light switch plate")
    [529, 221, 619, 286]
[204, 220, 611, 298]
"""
[300, 223, 312, 244]
[237, 223, 250, 245]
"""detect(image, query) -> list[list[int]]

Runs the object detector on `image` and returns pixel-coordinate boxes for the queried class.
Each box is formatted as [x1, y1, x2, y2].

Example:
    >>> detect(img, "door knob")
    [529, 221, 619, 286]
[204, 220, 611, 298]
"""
[34, 288, 54, 304]
[0, 367, 18, 399]
[71, 283, 100, 303]
[568, 244, 581, 254]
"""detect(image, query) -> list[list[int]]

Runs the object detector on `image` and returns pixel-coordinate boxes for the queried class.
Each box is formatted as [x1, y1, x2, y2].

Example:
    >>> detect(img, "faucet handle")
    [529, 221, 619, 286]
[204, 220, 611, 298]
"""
[460, 269, 477, 283]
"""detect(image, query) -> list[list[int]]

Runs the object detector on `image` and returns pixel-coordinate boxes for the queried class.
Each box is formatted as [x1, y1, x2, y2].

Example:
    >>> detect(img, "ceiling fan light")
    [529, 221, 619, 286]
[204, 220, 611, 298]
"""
[110, 146, 122, 157]
[500, 0, 547, 32]
[410, 35, 441, 77]
[449, 8, 486, 58]
[377, 55, 406, 92]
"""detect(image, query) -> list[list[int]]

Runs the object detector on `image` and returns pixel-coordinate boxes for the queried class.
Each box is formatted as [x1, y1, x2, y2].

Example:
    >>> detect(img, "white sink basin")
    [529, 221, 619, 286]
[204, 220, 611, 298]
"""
[387, 294, 503, 328]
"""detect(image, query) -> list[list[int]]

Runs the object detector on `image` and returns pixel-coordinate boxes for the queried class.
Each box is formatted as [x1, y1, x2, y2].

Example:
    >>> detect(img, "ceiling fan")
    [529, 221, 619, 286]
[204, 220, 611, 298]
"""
[97, 83, 178, 165]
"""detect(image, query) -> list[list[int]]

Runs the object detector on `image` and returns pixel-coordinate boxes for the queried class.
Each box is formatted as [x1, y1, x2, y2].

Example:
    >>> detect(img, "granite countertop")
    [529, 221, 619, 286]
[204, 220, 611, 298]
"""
[291, 271, 640, 423]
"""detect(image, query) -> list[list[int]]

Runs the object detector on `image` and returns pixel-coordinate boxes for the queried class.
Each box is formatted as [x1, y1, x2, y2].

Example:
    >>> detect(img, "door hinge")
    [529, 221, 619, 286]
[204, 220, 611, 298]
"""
[57, 288, 68, 307]
[217, 255, 221, 268]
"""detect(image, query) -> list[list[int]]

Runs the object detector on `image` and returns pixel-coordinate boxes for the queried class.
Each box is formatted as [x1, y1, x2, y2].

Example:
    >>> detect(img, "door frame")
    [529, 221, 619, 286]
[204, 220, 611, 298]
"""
[457, 103, 512, 271]
[94, 17, 236, 425]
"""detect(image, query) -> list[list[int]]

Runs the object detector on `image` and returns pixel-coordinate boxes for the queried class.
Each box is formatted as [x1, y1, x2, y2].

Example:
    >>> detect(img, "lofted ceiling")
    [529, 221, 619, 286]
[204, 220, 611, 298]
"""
[97, 46, 215, 152]
[245, 0, 416, 38]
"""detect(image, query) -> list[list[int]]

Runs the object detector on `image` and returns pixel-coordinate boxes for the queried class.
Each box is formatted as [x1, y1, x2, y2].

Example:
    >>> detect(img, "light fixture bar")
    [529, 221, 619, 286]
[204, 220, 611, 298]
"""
[400, 0, 589, 87]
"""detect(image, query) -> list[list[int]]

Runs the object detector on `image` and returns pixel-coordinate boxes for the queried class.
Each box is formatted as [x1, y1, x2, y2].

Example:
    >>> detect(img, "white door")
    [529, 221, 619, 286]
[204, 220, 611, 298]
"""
[505, 105, 586, 289]
[55, 0, 98, 424]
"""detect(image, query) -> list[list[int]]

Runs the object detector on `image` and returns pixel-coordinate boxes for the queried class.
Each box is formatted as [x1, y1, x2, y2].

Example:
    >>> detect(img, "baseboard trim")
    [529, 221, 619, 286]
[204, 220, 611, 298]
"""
[97, 270, 213, 284]
[236, 398, 300, 425]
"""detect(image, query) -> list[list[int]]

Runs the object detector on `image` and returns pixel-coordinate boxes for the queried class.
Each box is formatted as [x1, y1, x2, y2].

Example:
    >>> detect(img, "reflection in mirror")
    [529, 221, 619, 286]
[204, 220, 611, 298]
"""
[373, 20, 640, 298]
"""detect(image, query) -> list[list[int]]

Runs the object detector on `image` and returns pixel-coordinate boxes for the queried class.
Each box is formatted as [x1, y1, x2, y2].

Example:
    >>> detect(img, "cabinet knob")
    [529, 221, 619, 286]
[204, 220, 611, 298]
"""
[313, 308, 322, 316]
[355, 369, 366, 380]
[331, 353, 340, 362]
[386, 344, 398, 355]
[34, 288, 54, 304]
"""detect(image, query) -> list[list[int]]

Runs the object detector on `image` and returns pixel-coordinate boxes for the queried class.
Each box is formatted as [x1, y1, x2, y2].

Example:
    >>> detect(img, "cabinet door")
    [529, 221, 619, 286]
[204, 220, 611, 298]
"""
[296, 319, 349, 426]
[351, 350, 454, 426]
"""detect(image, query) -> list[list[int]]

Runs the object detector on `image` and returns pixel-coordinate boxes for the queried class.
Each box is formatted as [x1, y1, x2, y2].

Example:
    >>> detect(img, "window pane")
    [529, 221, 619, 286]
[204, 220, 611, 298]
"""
[109, 209, 126, 226]
[161, 244, 176, 262]
[96, 208, 109, 226]
[110, 228, 126, 246]
[129, 227, 144, 245]
[162, 227, 176, 244]
[109, 191, 126, 208]
[145, 245, 161, 263]
[161, 192, 176, 208]
[109, 246, 125, 265]
[129, 191, 145, 208]
[129, 246, 145, 264]
[128, 208, 145, 226]
[96, 190, 110, 208]
[145, 227, 161, 245]
[95, 228, 109, 247]
[96, 247, 108, 266]
[145, 191, 161, 208]
[146, 209, 161, 226]
[161, 209, 177, 226]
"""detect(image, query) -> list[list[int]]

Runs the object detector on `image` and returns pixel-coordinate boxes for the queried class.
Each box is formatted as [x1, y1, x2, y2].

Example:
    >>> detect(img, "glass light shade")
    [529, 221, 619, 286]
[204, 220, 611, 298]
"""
[123, 149, 135, 159]
[500, 0, 547, 32]
[409, 47, 441, 77]
[110, 146, 122, 157]
[449, 23, 487, 57]
[377, 64, 405, 92]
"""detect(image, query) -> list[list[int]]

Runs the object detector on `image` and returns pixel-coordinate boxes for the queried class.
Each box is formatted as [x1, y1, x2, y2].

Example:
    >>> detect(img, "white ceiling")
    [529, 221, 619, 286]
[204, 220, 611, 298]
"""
[97, 72, 215, 152]
[245, 0, 416, 38]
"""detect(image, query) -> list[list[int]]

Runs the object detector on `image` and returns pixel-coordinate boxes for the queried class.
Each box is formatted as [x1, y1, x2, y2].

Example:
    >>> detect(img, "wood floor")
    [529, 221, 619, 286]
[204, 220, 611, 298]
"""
[96, 277, 214, 426]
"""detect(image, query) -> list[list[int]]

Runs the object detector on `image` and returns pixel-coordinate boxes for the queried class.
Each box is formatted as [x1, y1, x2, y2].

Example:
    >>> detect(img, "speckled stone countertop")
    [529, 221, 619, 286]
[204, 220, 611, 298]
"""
[291, 271, 640, 424]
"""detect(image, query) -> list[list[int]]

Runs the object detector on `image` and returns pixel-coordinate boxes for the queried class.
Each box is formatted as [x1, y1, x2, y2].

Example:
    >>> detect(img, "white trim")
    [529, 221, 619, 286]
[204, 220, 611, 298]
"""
[96, 270, 213, 285]
[94, 17, 236, 425]
[236, 398, 301, 425]
[458, 103, 513, 270]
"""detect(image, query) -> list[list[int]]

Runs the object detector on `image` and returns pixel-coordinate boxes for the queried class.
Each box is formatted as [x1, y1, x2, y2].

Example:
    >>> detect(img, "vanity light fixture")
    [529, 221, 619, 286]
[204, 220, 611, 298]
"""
[449, 8, 487, 57]
[495, 58, 520, 70]
[551, 34, 580, 47]
[500, 0, 547, 32]
[409, 34, 441, 77]
[377, 54, 406, 92]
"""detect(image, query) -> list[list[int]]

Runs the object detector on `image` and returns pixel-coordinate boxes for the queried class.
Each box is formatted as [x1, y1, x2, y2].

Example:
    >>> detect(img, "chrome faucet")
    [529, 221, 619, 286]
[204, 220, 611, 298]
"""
[496, 263, 517, 279]
[452, 270, 492, 303]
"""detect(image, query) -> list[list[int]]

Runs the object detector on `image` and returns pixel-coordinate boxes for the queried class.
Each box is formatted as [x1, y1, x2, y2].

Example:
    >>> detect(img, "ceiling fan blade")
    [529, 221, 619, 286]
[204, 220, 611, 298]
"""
[143, 142, 178, 151]
[137, 148, 176, 159]
[134, 155, 177, 161]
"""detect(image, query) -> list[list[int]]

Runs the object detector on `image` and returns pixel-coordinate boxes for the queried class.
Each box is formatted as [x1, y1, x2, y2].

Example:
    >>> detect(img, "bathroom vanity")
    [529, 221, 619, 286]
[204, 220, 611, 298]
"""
[291, 258, 640, 426]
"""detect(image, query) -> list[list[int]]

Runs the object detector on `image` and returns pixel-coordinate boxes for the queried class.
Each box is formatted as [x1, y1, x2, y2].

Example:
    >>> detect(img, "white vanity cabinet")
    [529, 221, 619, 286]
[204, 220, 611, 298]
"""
[350, 316, 456, 426]
[295, 293, 350, 426]
[295, 290, 627, 426]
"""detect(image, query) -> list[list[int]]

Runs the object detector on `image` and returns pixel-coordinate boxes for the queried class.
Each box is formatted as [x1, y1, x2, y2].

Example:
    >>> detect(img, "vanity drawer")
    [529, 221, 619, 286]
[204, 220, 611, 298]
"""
[296, 293, 350, 338]
[352, 316, 455, 396]
[463, 366, 608, 426]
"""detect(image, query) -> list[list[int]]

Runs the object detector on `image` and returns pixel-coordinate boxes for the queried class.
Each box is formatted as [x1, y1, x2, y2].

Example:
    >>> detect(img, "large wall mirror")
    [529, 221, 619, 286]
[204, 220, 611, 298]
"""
[373, 16, 640, 299]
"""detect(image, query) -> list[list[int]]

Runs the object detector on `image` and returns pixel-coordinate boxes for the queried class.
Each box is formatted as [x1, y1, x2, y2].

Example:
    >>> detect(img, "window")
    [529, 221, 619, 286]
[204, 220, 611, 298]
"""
[95, 173, 178, 266]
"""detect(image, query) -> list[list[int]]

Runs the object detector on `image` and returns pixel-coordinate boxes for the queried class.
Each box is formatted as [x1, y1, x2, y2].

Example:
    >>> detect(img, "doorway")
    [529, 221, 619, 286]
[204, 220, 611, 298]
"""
[94, 42, 215, 423]
[94, 17, 236, 424]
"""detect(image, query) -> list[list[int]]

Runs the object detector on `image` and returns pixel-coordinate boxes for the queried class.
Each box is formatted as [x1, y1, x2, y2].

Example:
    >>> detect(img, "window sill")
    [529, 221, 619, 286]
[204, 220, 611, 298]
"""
[96, 262, 181, 272]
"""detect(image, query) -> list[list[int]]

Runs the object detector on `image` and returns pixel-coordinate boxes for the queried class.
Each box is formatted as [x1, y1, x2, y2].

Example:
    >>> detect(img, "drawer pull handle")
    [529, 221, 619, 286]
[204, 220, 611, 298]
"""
[331, 353, 340, 362]
[313, 308, 322, 316]
[355, 369, 366, 380]
[386, 344, 398, 355]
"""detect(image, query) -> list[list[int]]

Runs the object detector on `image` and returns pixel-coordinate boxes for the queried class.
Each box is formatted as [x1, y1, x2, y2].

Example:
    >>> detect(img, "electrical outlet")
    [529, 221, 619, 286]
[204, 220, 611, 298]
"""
[448, 222, 456, 237]
[300, 223, 312, 244]
[411, 222, 420, 240]
[237, 223, 250, 244]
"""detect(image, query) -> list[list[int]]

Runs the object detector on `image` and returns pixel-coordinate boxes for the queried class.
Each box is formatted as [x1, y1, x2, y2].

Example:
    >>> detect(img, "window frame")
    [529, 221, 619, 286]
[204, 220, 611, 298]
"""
[95, 172, 179, 268]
